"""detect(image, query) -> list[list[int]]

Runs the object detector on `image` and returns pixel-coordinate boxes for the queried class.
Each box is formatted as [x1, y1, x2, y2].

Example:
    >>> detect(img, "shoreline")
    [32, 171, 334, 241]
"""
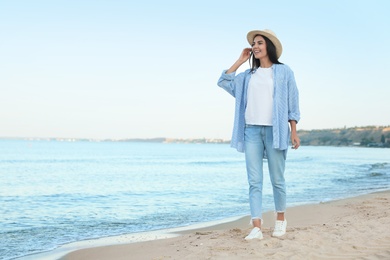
[20, 190, 390, 260]
[62, 190, 390, 260]
[17, 215, 248, 260]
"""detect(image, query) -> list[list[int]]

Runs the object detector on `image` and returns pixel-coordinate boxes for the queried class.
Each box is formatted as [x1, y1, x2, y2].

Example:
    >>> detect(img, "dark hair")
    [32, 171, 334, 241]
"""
[250, 34, 282, 72]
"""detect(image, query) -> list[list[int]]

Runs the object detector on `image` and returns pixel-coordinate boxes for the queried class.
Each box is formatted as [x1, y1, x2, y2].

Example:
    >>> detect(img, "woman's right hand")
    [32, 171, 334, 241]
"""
[238, 48, 252, 63]
[226, 48, 252, 74]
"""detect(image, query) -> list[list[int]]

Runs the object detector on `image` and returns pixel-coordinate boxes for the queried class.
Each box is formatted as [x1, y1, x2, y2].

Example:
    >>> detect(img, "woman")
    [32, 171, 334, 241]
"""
[217, 29, 300, 240]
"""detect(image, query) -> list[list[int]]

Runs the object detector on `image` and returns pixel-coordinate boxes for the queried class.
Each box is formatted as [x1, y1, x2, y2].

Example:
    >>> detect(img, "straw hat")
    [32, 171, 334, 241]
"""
[246, 29, 283, 59]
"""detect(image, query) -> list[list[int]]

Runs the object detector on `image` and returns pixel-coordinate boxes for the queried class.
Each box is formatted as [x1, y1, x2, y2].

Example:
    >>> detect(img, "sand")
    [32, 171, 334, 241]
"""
[61, 191, 390, 260]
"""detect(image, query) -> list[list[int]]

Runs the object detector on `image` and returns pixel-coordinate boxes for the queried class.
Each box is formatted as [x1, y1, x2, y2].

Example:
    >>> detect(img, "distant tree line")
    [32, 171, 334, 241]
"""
[298, 126, 390, 148]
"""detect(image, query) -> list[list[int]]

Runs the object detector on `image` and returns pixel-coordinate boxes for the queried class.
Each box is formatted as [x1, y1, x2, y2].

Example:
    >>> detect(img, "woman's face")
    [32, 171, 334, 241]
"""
[251, 35, 267, 59]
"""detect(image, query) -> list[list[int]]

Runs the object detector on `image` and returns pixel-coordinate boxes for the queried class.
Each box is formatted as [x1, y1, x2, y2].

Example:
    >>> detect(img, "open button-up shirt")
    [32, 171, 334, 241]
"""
[217, 64, 300, 153]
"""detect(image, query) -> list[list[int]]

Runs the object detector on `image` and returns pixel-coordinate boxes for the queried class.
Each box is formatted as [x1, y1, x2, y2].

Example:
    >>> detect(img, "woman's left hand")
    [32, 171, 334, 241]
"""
[291, 132, 300, 149]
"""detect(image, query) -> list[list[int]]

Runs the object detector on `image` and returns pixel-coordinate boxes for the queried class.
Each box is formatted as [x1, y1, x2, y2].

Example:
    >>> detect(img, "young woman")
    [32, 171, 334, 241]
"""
[217, 29, 300, 240]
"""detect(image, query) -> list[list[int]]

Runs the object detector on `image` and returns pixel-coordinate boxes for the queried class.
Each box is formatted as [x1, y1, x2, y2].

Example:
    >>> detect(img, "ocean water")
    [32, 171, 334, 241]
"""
[0, 140, 389, 260]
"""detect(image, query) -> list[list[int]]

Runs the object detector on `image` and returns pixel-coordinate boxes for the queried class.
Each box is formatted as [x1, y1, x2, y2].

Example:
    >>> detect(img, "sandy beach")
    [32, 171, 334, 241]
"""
[59, 190, 390, 260]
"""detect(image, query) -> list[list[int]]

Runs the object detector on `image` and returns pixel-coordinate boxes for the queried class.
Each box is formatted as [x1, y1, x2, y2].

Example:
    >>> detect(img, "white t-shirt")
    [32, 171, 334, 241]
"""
[245, 67, 274, 125]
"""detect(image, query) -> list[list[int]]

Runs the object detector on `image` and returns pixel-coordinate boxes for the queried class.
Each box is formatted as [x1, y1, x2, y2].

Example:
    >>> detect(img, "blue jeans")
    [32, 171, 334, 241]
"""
[244, 125, 286, 221]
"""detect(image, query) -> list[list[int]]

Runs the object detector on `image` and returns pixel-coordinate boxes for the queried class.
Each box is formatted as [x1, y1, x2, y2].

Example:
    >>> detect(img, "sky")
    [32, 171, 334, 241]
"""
[1, 0, 389, 140]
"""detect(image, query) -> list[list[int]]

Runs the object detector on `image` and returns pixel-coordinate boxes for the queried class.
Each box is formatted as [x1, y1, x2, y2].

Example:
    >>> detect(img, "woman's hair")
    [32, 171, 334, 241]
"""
[250, 34, 282, 72]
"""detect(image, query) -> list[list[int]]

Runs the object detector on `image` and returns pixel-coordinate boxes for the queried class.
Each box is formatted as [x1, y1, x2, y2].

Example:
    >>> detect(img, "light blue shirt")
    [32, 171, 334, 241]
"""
[217, 64, 300, 153]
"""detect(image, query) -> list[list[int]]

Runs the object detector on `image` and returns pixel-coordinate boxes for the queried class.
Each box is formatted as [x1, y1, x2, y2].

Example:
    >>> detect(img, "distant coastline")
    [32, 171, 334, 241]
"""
[298, 125, 390, 148]
[1, 125, 390, 147]
[0, 136, 230, 144]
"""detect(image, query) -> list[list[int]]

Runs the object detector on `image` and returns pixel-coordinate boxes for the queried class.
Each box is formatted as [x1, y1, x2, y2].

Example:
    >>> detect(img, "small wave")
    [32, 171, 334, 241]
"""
[369, 172, 386, 177]
[368, 162, 389, 176]
[188, 160, 243, 166]
[369, 162, 389, 169]
[332, 162, 389, 186]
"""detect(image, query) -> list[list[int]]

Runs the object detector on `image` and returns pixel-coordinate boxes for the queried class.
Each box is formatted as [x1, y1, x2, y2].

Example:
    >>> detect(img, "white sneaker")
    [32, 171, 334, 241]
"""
[245, 227, 263, 240]
[272, 219, 287, 237]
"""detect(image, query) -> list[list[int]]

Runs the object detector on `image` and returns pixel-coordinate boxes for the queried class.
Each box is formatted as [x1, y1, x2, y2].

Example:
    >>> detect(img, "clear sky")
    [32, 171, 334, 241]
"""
[1, 0, 389, 140]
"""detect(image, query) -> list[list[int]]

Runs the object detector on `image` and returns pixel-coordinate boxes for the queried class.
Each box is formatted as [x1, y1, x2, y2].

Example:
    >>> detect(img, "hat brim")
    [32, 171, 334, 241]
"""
[247, 30, 283, 59]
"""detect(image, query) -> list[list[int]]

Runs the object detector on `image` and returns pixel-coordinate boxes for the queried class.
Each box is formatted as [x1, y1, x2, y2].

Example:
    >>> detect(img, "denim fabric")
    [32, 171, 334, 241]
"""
[244, 125, 286, 220]
[217, 64, 300, 153]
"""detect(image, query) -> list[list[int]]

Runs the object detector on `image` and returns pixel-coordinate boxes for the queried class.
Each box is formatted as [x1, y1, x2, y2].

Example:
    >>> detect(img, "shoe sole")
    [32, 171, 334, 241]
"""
[245, 237, 264, 240]
[272, 232, 286, 237]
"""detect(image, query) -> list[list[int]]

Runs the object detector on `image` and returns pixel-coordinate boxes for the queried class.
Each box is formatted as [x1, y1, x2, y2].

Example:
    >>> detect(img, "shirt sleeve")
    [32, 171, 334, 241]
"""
[217, 70, 238, 97]
[287, 69, 301, 123]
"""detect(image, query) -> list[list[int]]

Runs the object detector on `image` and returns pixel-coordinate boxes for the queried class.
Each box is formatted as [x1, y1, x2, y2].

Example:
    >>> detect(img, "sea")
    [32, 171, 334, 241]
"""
[1, 140, 389, 260]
